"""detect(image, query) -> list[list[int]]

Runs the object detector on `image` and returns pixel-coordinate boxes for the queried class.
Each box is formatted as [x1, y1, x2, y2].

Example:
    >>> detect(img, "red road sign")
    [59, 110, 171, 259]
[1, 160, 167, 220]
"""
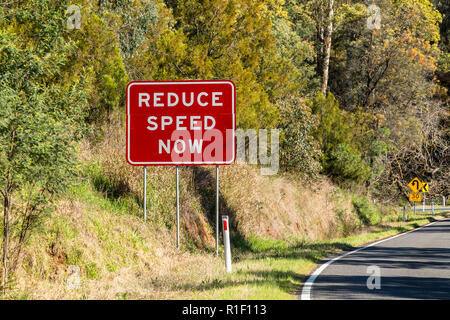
[126, 80, 236, 165]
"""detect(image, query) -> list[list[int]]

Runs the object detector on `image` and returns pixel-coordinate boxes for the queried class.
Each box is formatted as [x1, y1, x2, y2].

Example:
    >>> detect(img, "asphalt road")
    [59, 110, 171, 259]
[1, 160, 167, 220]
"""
[301, 218, 450, 300]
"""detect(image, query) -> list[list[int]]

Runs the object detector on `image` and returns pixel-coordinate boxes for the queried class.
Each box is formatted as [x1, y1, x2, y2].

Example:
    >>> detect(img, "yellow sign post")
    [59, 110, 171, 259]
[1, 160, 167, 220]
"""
[421, 183, 429, 193]
[409, 193, 422, 202]
[408, 177, 423, 194]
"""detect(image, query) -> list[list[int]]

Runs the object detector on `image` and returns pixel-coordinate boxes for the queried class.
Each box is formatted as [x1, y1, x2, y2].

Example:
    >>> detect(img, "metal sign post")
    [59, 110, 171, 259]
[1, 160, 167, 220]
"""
[222, 215, 232, 273]
[216, 165, 219, 256]
[403, 206, 406, 222]
[176, 166, 180, 249]
[143, 166, 147, 222]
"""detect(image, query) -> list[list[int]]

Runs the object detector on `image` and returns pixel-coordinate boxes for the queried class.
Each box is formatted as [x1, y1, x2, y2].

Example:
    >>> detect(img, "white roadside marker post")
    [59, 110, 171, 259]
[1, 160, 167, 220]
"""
[222, 215, 232, 273]
[443, 196, 446, 207]
[143, 166, 147, 222]
[176, 166, 180, 249]
[432, 200, 434, 216]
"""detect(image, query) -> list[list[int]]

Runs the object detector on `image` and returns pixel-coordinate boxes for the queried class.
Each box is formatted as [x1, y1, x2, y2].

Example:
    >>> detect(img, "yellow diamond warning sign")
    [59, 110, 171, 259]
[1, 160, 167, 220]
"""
[408, 177, 423, 193]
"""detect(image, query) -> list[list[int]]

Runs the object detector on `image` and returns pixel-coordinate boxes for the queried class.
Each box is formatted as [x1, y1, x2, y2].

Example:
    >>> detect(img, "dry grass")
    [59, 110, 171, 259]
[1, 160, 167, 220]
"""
[212, 164, 355, 241]
[14, 197, 224, 300]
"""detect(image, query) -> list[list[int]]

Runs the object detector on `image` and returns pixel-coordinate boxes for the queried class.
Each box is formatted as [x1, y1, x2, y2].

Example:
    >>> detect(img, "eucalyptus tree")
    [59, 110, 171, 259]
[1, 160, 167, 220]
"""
[0, 0, 88, 293]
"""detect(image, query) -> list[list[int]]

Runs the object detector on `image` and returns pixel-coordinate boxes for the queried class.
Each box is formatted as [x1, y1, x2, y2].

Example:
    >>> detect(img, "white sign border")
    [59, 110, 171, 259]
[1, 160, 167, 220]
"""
[126, 81, 236, 165]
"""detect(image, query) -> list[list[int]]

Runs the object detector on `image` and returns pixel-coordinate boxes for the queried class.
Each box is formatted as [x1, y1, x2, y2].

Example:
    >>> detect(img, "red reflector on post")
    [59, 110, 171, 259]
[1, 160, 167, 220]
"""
[223, 220, 228, 231]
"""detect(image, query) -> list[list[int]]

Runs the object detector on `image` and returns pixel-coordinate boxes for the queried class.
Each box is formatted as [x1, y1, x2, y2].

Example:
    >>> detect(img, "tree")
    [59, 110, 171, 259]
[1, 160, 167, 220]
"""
[97, 0, 159, 70]
[432, 0, 450, 88]
[320, 0, 444, 194]
[137, 0, 308, 129]
[272, 0, 319, 96]
[0, 0, 87, 293]
[310, 92, 371, 183]
[331, 0, 441, 111]
[302, 0, 336, 94]
[322, 0, 334, 94]
[277, 95, 322, 175]
[169, 0, 282, 129]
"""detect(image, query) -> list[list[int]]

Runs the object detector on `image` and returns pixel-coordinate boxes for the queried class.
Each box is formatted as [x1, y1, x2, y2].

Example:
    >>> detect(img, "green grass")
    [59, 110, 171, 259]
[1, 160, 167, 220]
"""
[352, 196, 381, 225]
[190, 214, 447, 299]
[69, 180, 135, 217]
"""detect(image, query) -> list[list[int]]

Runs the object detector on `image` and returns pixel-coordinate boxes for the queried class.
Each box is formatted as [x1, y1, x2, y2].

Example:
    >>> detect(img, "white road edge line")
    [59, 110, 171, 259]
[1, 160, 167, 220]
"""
[299, 218, 448, 300]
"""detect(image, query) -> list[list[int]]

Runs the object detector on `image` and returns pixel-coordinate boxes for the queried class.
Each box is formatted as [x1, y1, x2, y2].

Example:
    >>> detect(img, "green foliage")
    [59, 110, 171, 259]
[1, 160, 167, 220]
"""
[166, 0, 283, 128]
[80, 162, 140, 217]
[326, 144, 370, 183]
[99, 0, 159, 60]
[8, 0, 443, 200]
[310, 92, 370, 182]
[132, 0, 320, 130]
[269, 1, 318, 97]
[0, 1, 88, 194]
[437, 51, 450, 73]
[277, 95, 322, 175]
[352, 196, 381, 226]
[236, 234, 291, 253]
[0, 0, 448, 252]
[64, 3, 129, 123]
[0, 0, 89, 289]
[84, 262, 100, 280]
[325, 0, 447, 196]
[310, 92, 351, 154]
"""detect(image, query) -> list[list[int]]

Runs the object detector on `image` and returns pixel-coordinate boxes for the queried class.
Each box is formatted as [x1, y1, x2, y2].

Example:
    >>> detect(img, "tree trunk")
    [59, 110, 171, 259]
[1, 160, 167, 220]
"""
[321, 0, 334, 95]
[2, 193, 11, 295]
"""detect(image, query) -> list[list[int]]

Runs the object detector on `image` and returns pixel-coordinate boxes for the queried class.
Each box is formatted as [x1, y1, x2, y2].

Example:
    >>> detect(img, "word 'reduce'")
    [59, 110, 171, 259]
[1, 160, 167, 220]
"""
[138, 91, 224, 107]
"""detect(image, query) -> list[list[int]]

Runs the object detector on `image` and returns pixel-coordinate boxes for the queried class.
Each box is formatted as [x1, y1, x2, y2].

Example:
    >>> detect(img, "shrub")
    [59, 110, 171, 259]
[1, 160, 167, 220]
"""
[325, 144, 371, 182]
[310, 92, 371, 183]
[278, 95, 322, 175]
[352, 196, 381, 226]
